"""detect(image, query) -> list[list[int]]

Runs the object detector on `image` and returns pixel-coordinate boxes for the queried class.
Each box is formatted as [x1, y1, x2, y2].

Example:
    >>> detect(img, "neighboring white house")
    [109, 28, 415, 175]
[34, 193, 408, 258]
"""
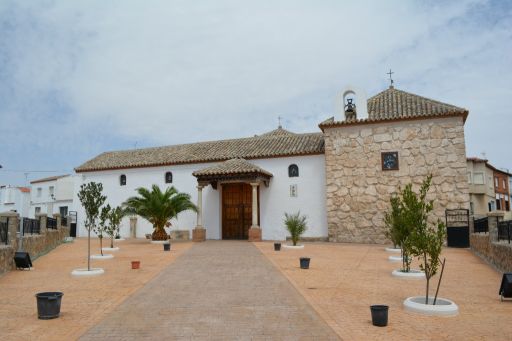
[30, 175, 75, 218]
[0, 185, 31, 217]
[73, 85, 470, 243]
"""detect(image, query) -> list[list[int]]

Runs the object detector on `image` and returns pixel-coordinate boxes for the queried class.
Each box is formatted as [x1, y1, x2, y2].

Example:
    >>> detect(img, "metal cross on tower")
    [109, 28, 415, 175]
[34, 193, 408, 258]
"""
[278, 115, 282, 129]
[387, 69, 394, 87]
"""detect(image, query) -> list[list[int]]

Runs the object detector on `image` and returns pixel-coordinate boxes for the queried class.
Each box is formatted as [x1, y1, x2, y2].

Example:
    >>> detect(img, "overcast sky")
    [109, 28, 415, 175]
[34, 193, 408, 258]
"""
[1, 0, 511, 185]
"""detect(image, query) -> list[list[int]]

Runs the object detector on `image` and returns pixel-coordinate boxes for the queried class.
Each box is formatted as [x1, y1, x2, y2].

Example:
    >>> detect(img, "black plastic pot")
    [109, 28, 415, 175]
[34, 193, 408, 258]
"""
[36, 292, 63, 320]
[370, 305, 389, 327]
[163, 243, 171, 251]
[274, 243, 281, 251]
[300, 257, 310, 269]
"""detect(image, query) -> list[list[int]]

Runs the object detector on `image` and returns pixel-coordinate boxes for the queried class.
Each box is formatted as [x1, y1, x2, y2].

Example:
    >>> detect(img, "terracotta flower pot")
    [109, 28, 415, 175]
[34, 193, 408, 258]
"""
[131, 261, 140, 269]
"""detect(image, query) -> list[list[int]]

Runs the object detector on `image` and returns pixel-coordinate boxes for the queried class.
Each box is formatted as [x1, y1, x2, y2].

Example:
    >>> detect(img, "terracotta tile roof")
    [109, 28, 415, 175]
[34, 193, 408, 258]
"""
[30, 175, 69, 184]
[192, 158, 273, 178]
[319, 87, 468, 129]
[75, 131, 324, 172]
[17, 187, 30, 193]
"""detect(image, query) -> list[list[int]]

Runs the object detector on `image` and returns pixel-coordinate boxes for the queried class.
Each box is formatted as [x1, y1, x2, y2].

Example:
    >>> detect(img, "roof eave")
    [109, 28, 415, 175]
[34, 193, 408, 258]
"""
[318, 111, 468, 132]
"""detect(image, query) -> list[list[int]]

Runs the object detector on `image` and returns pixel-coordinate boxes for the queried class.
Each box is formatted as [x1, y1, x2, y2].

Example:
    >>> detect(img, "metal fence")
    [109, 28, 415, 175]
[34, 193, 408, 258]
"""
[498, 220, 512, 243]
[61, 216, 67, 227]
[0, 218, 8, 244]
[473, 217, 489, 233]
[22, 218, 40, 235]
[46, 217, 57, 230]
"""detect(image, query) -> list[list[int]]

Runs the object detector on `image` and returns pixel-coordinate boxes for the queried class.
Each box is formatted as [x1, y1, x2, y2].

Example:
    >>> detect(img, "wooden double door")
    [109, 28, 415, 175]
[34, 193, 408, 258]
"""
[222, 183, 256, 240]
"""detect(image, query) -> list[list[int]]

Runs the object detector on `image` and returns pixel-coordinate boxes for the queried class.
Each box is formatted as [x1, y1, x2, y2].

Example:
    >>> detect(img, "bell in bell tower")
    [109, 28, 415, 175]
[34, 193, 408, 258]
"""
[344, 97, 357, 121]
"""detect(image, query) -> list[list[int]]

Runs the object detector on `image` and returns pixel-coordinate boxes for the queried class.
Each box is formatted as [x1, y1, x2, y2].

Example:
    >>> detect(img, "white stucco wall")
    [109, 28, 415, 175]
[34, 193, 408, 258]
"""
[30, 177, 74, 218]
[73, 154, 327, 241]
[0, 187, 31, 217]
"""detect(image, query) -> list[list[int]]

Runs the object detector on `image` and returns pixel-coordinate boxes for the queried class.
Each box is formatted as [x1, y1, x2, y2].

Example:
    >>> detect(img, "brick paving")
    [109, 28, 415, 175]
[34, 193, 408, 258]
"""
[80, 241, 339, 340]
[255, 242, 512, 341]
[0, 238, 192, 341]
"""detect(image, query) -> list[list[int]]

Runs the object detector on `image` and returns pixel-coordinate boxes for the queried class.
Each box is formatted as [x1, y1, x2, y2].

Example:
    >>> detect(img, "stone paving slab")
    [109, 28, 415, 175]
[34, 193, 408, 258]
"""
[80, 241, 339, 340]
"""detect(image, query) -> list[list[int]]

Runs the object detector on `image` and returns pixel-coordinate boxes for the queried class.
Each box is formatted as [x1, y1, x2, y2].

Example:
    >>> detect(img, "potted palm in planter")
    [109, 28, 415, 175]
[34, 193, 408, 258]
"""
[282, 211, 307, 249]
[123, 185, 197, 243]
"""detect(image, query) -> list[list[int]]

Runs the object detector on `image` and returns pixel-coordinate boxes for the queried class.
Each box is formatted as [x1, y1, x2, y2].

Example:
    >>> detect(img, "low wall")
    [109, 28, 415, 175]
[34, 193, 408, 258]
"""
[0, 212, 70, 275]
[470, 213, 512, 273]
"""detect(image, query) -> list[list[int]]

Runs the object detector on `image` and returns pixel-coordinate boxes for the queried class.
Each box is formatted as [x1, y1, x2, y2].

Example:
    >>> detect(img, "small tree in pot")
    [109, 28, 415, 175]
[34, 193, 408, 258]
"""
[95, 204, 111, 256]
[77, 182, 107, 271]
[407, 175, 447, 304]
[284, 211, 307, 246]
[106, 206, 125, 248]
[384, 194, 413, 272]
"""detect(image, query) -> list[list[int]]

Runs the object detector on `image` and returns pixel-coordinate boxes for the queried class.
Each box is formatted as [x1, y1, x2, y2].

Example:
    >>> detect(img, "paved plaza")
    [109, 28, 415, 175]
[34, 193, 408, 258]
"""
[1, 238, 512, 340]
[256, 242, 512, 341]
[80, 241, 339, 340]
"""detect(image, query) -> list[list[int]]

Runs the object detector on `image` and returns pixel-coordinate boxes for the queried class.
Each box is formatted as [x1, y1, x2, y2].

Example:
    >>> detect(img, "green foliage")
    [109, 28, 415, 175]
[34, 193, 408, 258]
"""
[284, 211, 308, 246]
[106, 206, 126, 248]
[78, 182, 107, 232]
[402, 175, 447, 305]
[96, 204, 111, 239]
[77, 182, 107, 270]
[123, 185, 197, 240]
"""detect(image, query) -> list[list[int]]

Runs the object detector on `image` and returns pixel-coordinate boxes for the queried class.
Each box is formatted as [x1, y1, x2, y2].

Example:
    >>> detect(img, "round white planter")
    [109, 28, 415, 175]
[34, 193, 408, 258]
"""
[385, 247, 402, 253]
[102, 247, 120, 251]
[403, 296, 458, 316]
[282, 244, 305, 249]
[71, 268, 105, 277]
[392, 269, 425, 279]
[90, 254, 114, 260]
[150, 240, 169, 244]
[388, 255, 404, 262]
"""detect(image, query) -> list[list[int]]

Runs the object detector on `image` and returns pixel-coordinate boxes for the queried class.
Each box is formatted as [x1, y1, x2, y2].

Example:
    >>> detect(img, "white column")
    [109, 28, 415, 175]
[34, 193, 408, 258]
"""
[250, 182, 259, 227]
[196, 185, 203, 227]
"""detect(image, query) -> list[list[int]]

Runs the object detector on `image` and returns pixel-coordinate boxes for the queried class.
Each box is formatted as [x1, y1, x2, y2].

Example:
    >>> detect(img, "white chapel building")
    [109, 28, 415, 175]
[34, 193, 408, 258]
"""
[73, 85, 470, 243]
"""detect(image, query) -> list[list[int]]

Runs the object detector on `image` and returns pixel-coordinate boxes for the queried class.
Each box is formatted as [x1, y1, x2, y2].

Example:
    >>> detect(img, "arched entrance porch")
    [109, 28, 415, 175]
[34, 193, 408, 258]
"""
[192, 158, 272, 242]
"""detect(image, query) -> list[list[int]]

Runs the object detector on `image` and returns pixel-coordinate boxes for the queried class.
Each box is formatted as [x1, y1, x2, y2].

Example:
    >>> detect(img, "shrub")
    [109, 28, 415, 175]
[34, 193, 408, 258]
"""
[284, 211, 307, 246]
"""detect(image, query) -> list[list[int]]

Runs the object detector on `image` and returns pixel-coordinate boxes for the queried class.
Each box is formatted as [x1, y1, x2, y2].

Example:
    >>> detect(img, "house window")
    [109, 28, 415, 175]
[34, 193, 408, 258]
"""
[497, 198, 501, 210]
[470, 202, 474, 215]
[35, 207, 41, 215]
[495, 177, 498, 188]
[165, 172, 173, 184]
[506, 196, 510, 211]
[467, 172, 472, 184]
[503, 179, 506, 189]
[37, 188, 42, 198]
[288, 164, 299, 177]
[120, 174, 127, 186]
[49, 186, 54, 199]
[60, 206, 68, 217]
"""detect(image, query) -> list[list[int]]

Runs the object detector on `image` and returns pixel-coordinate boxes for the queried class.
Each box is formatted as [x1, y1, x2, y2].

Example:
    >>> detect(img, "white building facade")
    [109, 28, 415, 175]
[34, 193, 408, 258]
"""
[30, 175, 75, 218]
[0, 186, 31, 217]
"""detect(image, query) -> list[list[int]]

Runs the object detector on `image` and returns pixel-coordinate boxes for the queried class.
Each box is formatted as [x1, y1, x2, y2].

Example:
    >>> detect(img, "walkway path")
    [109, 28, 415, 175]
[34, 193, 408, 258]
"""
[80, 241, 339, 340]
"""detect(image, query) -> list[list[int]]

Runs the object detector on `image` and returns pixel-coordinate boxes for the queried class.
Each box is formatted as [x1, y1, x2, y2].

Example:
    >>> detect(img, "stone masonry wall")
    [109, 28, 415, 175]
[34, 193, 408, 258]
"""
[0, 213, 70, 275]
[470, 213, 512, 273]
[323, 116, 469, 243]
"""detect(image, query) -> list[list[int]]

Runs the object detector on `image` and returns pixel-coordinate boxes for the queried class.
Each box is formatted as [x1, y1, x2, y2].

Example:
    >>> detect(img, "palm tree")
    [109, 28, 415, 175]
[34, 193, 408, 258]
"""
[123, 185, 197, 241]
